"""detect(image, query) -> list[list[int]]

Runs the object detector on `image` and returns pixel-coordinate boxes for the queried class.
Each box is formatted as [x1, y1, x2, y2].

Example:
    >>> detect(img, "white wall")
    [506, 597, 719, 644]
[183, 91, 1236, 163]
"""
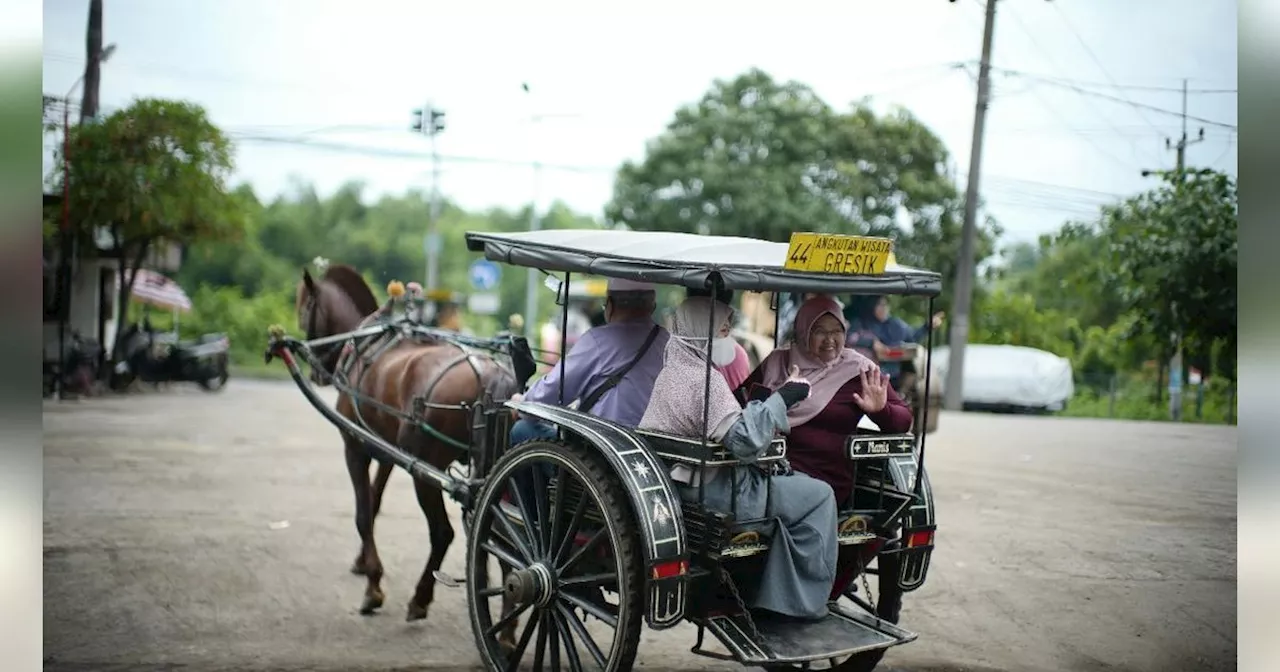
[43, 258, 119, 359]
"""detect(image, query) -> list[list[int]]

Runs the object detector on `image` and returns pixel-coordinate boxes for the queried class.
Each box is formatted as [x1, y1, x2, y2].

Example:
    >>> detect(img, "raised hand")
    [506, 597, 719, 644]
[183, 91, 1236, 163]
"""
[777, 365, 813, 408]
[852, 369, 890, 414]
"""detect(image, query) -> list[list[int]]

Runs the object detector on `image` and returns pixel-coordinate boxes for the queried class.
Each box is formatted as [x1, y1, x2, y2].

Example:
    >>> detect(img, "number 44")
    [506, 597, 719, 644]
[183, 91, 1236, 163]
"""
[789, 243, 812, 265]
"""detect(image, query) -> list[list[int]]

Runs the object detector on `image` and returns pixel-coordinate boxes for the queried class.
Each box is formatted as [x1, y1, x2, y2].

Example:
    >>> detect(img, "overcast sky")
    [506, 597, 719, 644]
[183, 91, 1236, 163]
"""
[41, 0, 1237, 249]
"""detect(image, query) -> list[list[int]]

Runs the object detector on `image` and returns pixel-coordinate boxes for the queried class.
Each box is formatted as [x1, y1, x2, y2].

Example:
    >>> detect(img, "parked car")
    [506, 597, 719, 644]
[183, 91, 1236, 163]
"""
[929, 343, 1075, 413]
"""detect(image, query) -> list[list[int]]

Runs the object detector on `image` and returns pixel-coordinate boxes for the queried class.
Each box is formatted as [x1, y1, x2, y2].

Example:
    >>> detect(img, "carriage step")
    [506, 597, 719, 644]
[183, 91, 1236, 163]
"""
[695, 602, 917, 666]
[432, 570, 464, 588]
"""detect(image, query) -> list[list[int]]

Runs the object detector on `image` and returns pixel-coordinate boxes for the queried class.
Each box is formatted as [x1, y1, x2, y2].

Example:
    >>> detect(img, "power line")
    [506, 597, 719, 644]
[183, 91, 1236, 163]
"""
[990, 68, 1237, 95]
[992, 67, 1238, 131]
[1048, 1, 1164, 137]
[999, 2, 1162, 166]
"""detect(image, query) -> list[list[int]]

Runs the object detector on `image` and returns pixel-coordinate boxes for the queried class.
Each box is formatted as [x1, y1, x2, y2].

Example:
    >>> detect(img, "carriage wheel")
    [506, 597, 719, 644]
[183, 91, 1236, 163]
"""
[465, 439, 644, 672]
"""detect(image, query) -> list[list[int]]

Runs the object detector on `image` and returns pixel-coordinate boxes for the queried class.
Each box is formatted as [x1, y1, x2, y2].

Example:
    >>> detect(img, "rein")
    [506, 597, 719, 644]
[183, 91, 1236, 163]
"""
[306, 281, 510, 453]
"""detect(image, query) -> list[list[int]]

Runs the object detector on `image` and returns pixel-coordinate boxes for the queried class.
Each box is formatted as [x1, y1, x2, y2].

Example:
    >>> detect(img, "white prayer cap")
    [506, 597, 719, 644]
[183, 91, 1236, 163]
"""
[607, 277, 656, 293]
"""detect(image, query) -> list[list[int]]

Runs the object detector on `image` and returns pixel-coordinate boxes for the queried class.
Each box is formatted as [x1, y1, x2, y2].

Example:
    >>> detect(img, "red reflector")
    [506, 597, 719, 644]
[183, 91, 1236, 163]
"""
[651, 560, 687, 580]
[906, 530, 933, 548]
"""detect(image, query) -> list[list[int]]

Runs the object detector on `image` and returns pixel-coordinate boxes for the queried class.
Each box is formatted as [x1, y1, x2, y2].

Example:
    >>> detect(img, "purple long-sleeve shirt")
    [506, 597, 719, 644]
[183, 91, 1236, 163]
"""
[524, 318, 671, 427]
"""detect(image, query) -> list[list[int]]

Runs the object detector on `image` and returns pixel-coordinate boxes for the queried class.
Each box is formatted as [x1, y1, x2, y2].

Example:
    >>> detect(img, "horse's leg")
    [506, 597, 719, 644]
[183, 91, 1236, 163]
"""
[397, 416, 456, 621]
[344, 435, 385, 614]
[405, 474, 454, 622]
[370, 459, 393, 520]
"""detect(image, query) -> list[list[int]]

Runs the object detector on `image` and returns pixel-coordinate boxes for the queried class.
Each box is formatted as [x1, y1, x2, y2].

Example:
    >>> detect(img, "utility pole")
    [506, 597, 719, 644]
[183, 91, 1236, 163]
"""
[1146, 78, 1204, 421]
[82, 0, 103, 121]
[56, 0, 112, 400]
[522, 82, 542, 340]
[411, 104, 446, 294]
[942, 0, 998, 412]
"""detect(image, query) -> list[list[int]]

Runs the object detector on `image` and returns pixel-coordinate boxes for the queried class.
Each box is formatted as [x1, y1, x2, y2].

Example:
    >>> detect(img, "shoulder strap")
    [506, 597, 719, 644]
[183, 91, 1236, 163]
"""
[578, 325, 662, 415]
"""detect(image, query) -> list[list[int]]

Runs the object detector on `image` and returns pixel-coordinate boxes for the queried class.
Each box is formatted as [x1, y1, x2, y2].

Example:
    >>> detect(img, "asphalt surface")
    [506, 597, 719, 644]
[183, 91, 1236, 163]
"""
[43, 379, 1237, 672]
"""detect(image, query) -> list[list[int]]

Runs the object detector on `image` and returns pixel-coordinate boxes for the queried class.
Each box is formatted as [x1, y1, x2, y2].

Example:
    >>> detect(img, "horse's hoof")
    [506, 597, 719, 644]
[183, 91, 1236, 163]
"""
[498, 633, 518, 656]
[359, 590, 385, 615]
[405, 601, 428, 622]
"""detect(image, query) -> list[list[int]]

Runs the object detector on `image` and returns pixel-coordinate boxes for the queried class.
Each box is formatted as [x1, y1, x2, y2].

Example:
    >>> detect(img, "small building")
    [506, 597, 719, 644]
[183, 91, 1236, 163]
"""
[42, 192, 183, 368]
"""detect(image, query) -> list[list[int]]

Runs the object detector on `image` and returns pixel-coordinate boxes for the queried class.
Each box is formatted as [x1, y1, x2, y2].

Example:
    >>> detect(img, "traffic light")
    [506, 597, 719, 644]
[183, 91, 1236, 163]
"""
[430, 109, 445, 133]
[411, 108, 424, 133]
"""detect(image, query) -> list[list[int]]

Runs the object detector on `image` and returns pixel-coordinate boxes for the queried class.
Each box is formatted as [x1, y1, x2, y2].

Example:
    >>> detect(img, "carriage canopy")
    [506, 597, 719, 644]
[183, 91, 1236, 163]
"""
[464, 229, 942, 297]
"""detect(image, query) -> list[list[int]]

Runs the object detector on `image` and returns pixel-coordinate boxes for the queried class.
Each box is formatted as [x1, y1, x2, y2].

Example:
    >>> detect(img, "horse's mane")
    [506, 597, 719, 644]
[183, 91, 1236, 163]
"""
[322, 264, 380, 316]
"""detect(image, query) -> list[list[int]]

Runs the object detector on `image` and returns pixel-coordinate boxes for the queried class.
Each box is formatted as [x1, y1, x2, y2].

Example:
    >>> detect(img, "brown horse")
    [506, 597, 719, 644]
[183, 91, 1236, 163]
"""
[296, 264, 520, 622]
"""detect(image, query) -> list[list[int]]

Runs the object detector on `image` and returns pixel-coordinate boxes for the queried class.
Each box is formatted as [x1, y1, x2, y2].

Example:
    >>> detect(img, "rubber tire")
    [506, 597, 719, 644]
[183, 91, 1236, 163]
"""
[465, 439, 644, 672]
[198, 358, 229, 392]
[833, 550, 905, 672]
[108, 368, 136, 392]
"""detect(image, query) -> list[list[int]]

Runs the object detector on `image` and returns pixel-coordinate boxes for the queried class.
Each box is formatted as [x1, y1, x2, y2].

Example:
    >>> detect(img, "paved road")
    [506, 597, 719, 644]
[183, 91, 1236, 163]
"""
[43, 379, 1236, 672]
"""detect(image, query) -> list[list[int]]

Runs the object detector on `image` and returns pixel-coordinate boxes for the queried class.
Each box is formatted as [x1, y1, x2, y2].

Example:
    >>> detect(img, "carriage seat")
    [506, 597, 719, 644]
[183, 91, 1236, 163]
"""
[633, 428, 788, 468]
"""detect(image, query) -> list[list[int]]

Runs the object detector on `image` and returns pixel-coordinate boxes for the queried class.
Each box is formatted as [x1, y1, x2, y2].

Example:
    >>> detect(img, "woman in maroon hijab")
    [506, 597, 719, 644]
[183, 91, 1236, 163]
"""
[738, 295, 914, 597]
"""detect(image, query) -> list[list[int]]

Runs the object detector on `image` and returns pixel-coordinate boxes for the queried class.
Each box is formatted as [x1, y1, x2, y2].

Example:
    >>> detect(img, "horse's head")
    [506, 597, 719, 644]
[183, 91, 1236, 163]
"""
[296, 265, 379, 386]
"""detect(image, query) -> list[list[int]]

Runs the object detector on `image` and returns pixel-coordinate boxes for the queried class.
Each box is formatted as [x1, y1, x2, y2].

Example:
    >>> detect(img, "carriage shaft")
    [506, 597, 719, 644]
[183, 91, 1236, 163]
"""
[272, 344, 465, 499]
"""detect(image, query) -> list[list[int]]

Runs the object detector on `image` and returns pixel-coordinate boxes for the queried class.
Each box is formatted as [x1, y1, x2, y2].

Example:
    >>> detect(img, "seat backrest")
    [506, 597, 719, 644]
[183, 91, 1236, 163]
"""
[635, 427, 788, 467]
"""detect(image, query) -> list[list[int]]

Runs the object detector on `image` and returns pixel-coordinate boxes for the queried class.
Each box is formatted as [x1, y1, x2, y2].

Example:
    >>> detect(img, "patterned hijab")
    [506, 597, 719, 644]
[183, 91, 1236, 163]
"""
[638, 297, 743, 441]
[759, 294, 878, 426]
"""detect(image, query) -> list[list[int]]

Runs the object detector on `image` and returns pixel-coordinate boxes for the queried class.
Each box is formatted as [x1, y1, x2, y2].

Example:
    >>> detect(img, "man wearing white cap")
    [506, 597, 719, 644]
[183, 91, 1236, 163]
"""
[511, 277, 671, 444]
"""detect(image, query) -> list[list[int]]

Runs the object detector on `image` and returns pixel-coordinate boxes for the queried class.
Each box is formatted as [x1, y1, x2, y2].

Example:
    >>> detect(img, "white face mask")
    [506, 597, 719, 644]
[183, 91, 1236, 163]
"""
[710, 336, 738, 367]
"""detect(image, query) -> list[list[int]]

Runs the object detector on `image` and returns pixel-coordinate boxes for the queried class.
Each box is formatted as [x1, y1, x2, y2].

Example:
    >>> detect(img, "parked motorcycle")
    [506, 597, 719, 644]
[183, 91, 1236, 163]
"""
[109, 323, 230, 392]
[44, 331, 103, 398]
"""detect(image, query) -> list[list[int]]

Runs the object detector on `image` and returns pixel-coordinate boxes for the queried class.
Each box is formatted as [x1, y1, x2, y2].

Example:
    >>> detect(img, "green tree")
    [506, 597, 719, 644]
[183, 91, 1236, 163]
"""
[994, 221, 1127, 330]
[605, 68, 1000, 309]
[1103, 168, 1237, 379]
[46, 97, 246, 358]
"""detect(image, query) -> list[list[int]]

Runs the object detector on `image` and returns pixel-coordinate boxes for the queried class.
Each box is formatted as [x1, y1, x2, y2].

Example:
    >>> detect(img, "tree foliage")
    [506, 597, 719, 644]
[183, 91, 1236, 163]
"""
[1103, 168, 1237, 378]
[605, 68, 1000, 309]
[46, 97, 246, 357]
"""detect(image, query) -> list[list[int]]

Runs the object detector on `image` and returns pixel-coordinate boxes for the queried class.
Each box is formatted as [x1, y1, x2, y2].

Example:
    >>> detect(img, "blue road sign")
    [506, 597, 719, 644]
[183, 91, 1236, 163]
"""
[469, 259, 502, 291]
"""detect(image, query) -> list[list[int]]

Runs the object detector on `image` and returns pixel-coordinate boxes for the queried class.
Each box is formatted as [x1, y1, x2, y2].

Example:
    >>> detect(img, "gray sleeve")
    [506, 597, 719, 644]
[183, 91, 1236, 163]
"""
[720, 394, 790, 464]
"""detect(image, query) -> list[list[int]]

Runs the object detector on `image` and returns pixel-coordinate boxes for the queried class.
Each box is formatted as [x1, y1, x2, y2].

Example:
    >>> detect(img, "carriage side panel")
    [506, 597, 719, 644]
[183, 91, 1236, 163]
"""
[505, 401, 688, 630]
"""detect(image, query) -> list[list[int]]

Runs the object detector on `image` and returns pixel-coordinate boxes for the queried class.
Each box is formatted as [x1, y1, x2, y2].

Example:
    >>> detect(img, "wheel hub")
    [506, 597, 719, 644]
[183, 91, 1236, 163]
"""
[503, 563, 555, 608]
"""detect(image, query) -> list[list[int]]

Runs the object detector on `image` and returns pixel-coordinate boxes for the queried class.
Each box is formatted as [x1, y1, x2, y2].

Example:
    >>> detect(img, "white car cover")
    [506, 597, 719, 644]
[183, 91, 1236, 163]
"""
[928, 344, 1075, 411]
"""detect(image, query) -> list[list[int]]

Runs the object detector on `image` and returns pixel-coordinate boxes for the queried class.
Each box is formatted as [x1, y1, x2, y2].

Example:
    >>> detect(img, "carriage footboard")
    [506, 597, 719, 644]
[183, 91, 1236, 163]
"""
[693, 600, 917, 666]
[266, 332, 468, 500]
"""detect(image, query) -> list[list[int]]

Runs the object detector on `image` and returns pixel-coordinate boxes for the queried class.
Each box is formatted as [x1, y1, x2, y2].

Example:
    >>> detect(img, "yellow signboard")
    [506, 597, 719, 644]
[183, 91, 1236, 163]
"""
[783, 233, 895, 276]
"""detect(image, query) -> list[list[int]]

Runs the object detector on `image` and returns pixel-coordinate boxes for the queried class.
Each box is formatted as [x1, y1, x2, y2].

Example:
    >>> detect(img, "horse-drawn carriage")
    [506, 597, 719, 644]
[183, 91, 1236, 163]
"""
[267, 229, 939, 671]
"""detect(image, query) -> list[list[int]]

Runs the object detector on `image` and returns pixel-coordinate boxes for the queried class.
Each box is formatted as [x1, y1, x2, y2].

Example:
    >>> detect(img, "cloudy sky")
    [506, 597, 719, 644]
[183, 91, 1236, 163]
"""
[41, 0, 1237, 248]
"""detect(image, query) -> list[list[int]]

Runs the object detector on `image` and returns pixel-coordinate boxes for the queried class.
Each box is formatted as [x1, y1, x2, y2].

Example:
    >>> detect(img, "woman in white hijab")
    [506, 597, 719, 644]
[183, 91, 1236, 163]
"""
[639, 296, 838, 622]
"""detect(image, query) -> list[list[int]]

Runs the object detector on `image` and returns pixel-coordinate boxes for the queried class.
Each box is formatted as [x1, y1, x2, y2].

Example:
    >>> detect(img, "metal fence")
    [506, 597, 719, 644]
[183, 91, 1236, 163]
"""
[1068, 372, 1237, 425]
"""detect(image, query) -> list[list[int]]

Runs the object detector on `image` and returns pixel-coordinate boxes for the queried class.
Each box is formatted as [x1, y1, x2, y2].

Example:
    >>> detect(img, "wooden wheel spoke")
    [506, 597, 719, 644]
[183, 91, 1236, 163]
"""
[558, 526, 607, 576]
[480, 539, 525, 572]
[503, 608, 541, 672]
[553, 490, 589, 566]
[548, 607, 561, 672]
[489, 503, 536, 564]
[531, 611, 549, 672]
[546, 464, 569, 560]
[558, 572, 615, 590]
[477, 584, 505, 598]
[556, 602, 605, 670]
[532, 463, 553, 559]
[507, 474, 544, 557]
[559, 589, 618, 628]
[486, 601, 531, 638]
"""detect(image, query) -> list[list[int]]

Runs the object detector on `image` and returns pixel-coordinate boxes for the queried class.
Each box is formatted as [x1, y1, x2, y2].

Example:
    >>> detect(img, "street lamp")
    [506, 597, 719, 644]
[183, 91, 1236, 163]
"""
[55, 42, 115, 400]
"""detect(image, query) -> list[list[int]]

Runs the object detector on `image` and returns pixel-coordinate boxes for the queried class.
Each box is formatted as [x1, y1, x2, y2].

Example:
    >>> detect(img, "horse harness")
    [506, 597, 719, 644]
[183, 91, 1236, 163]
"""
[329, 320, 497, 453]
